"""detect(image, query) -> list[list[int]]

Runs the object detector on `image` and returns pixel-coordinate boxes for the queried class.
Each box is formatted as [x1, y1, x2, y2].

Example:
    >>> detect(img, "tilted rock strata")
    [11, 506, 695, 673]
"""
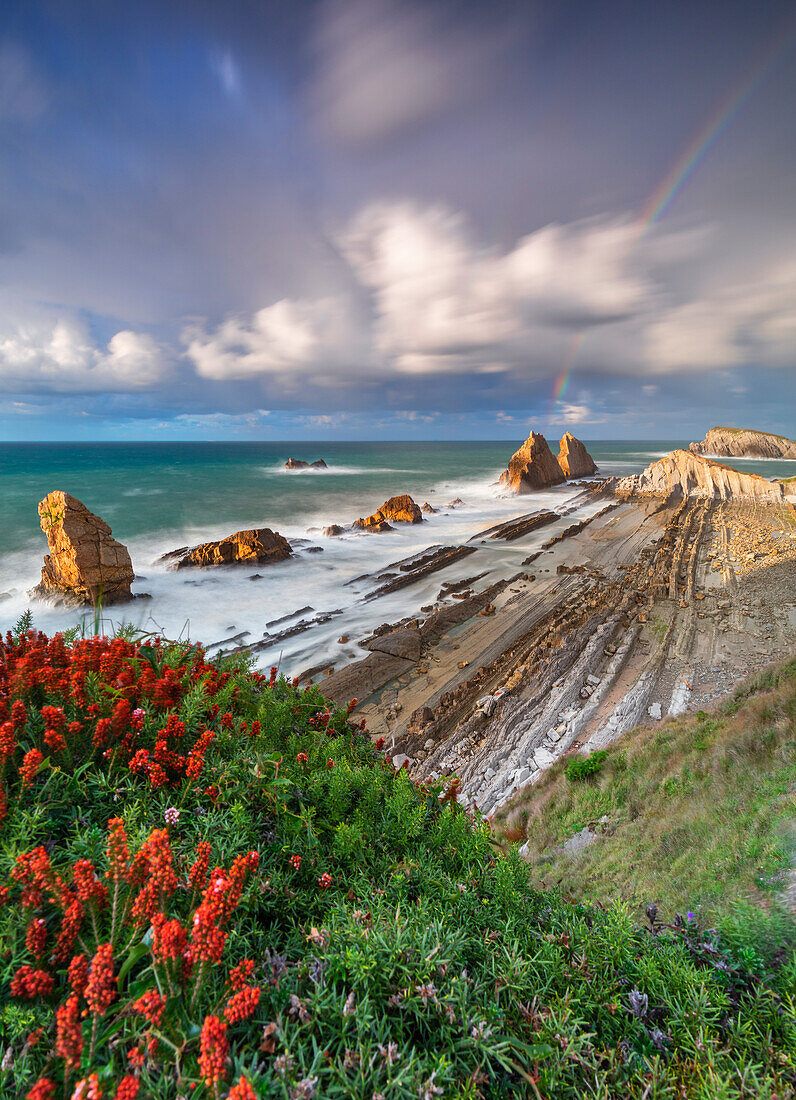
[33, 491, 134, 605]
[163, 528, 292, 569]
[690, 427, 796, 460]
[615, 450, 785, 503]
[557, 432, 597, 478]
[354, 494, 424, 530]
[498, 431, 566, 493]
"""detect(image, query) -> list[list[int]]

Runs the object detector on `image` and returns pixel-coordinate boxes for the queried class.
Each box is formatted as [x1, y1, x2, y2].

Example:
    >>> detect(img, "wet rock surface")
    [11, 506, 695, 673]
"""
[162, 528, 292, 570]
[498, 431, 566, 493]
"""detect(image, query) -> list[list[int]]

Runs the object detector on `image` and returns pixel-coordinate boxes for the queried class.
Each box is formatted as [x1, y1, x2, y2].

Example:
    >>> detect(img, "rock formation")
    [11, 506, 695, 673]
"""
[690, 427, 796, 460]
[421, 502, 437, 514]
[162, 528, 292, 569]
[285, 458, 328, 469]
[354, 494, 424, 531]
[323, 524, 345, 537]
[557, 432, 597, 478]
[498, 431, 566, 493]
[615, 450, 785, 503]
[33, 491, 134, 605]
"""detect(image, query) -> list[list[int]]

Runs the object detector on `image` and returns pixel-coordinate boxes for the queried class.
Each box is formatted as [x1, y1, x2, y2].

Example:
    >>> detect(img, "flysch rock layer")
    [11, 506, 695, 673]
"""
[615, 450, 785, 503]
[33, 491, 134, 605]
[690, 427, 796, 460]
[498, 431, 566, 493]
[162, 528, 292, 569]
[557, 432, 597, 478]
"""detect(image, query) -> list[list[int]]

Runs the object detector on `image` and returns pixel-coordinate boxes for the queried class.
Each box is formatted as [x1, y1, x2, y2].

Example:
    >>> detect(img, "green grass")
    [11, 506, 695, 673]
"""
[1, 628, 795, 1099]
[495, 660, 796, 928]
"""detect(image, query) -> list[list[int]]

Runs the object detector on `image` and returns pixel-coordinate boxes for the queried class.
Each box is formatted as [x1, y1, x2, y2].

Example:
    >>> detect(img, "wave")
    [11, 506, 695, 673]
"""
[264, 464, 418, 476]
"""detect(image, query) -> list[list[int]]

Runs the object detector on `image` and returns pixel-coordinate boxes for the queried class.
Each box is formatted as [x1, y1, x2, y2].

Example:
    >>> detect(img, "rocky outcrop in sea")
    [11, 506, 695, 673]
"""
[498, 431, 566, 493]
[557, 432, 597, 478]
[353, 494, 424, 531]
[32, 491, 134, 605]
[689, 427, 796, 460]
[162, 528, 293, 569]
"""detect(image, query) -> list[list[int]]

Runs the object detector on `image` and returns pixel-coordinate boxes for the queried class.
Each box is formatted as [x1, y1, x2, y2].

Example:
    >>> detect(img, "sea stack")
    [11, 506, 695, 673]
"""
[162, 528, 293, 569]
[615, 450, 786, 503]
[354, 494, 424, 531]
[285, 458, 328, 469]
[689, 427, 796, 460]
[33, 491, 135, 605]
[498, 431, 566, 493]
[557, 432, 597, 478]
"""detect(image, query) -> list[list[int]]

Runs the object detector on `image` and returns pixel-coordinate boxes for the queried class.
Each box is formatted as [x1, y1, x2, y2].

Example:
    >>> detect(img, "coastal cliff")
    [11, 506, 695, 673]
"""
[557, 431, 597, 477]
[690, 426, 796, 460]
[615, 449, 786, 502]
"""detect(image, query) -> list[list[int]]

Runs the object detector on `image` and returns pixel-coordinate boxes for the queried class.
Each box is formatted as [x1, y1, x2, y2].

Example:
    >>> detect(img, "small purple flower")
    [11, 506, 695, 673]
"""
[686, 911, 695, 922]
[164, 807, 180, 825]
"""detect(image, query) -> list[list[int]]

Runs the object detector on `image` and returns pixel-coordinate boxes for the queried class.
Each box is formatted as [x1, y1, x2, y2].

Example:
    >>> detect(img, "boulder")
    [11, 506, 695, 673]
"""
[285, 458, 328, 469]
[557, 432, 597, 478]
[354, 494, 423, 530]
[421, 502, 438, 514]
[162, 528, 292, 570]
[33, 491, 134, 605]
[498, 431, 566, 493]
[363, 625, 422, 661]
[323, 524, 345, 537]
[689, 427, 796, 460]
[615, 450, 785, 503]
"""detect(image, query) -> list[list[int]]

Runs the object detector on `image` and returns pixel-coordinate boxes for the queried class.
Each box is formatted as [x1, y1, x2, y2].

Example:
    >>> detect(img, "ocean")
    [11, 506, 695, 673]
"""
[2, 440, 793, 674]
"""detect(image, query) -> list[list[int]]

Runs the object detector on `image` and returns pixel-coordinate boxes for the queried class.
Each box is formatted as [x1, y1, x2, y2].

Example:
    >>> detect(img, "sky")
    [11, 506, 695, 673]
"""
[0, 0, 795, 441]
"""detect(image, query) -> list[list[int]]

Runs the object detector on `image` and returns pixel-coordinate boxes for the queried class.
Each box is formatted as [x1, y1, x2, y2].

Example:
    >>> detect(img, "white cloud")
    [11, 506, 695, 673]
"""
[309, 0, 510, 144]
[211, 50, 243, 101]
[0, 310, 169, 392]
[645, 261, 796, 373]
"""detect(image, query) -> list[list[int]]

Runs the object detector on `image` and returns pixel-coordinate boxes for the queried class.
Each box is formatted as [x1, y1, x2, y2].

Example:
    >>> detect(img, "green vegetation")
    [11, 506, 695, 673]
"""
[1, 629, 794, 1099]
[496, 660, 796, 929]
[565, 750, 609, 782]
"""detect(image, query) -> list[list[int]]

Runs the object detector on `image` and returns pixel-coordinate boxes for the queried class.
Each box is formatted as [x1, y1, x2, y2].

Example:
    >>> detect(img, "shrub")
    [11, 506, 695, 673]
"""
[1, 627, 794, 1098]
[565, 750, 609, 782]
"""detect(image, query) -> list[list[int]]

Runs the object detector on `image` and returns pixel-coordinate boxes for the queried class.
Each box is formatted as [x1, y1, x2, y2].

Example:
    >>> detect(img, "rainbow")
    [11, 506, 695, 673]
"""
[547, 17, 796, 421]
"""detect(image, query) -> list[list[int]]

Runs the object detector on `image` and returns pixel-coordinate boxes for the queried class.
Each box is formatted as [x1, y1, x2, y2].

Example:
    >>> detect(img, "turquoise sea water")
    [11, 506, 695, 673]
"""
[1, 440, 793, 670]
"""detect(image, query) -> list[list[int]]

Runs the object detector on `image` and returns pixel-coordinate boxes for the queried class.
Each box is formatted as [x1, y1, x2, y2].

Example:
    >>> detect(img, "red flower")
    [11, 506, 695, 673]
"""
[228, 958, 255, 992]
[127, 1047, 145, 1070]
[26, 1080, 56, 1100]
[44, 727, 66, 753]
[132, 988, 165, 1028]
[73, 860, 108, 907]
[289, 854, 301, 870]
[25, 917, 47, 958]
[188, 841, 212, 891]
[85, 943, 116, 1017]
[55, 899, 84, 963]
[229, 1077, 257, 1100]
[111, 1078, 140, 1100]
[198, 1015, 228, 1086]
[0, 720, 16, 759]
[67, 954, 89, 997]
[10, 965, 54, 999]
[20, 748, 44, 787]
[106, 817, 131, 883]
[151, 913, 187, 961]
[296, 752, 308, 764]
[55, 994, 83, 1069]
[327, 758, 335, 768]
[224, 984, 261, 1023]
[318, 872, 333, 889]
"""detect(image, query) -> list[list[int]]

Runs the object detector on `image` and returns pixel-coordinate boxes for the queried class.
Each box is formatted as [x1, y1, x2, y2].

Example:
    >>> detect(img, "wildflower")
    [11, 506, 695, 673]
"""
[73, 860, 108, 907]
[164, 807, 180, 825]
[228, 959, 255, 992]
[347, 697, 358, 714]
[151, 913, 187, 961]
[111, 1079, 140, 1100]
[55, 899, 84, 963]
[290, 1078, 319, 1100]
[26, 1080, 56, 1100]
[0, 721, 17, 758]
[317, 872, 332, 889]
[250, 720, 261, 738]
[105, 817, 131, 882]
[296, 752, 308, 764]
[224, 985, 261, 1023]
[289, 854, 302, 870]
[25, 918, 47, 959]
[25, 1028, 45, 1049]
[204, 784, 219, 803]
[70, 1074, 103, 1100]
[188, 841, 212, 891]
[686, 911, 695, 922]
[326, 759, 335, 768]
[132, 989, 165, 1028]
[127, 1047, 145, 1070]
[229, 1078, 257, 1100]
[68, 955, 89, 997]
[20, 748, 44, 787]
[55, 995, 83, 1069]
[131, 708, 146, 729]
[44, 727, 66, 753]
[10, 965, 54, 999]
[198, 1015, 228, 1086]
[85, 943, 116, 1017]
